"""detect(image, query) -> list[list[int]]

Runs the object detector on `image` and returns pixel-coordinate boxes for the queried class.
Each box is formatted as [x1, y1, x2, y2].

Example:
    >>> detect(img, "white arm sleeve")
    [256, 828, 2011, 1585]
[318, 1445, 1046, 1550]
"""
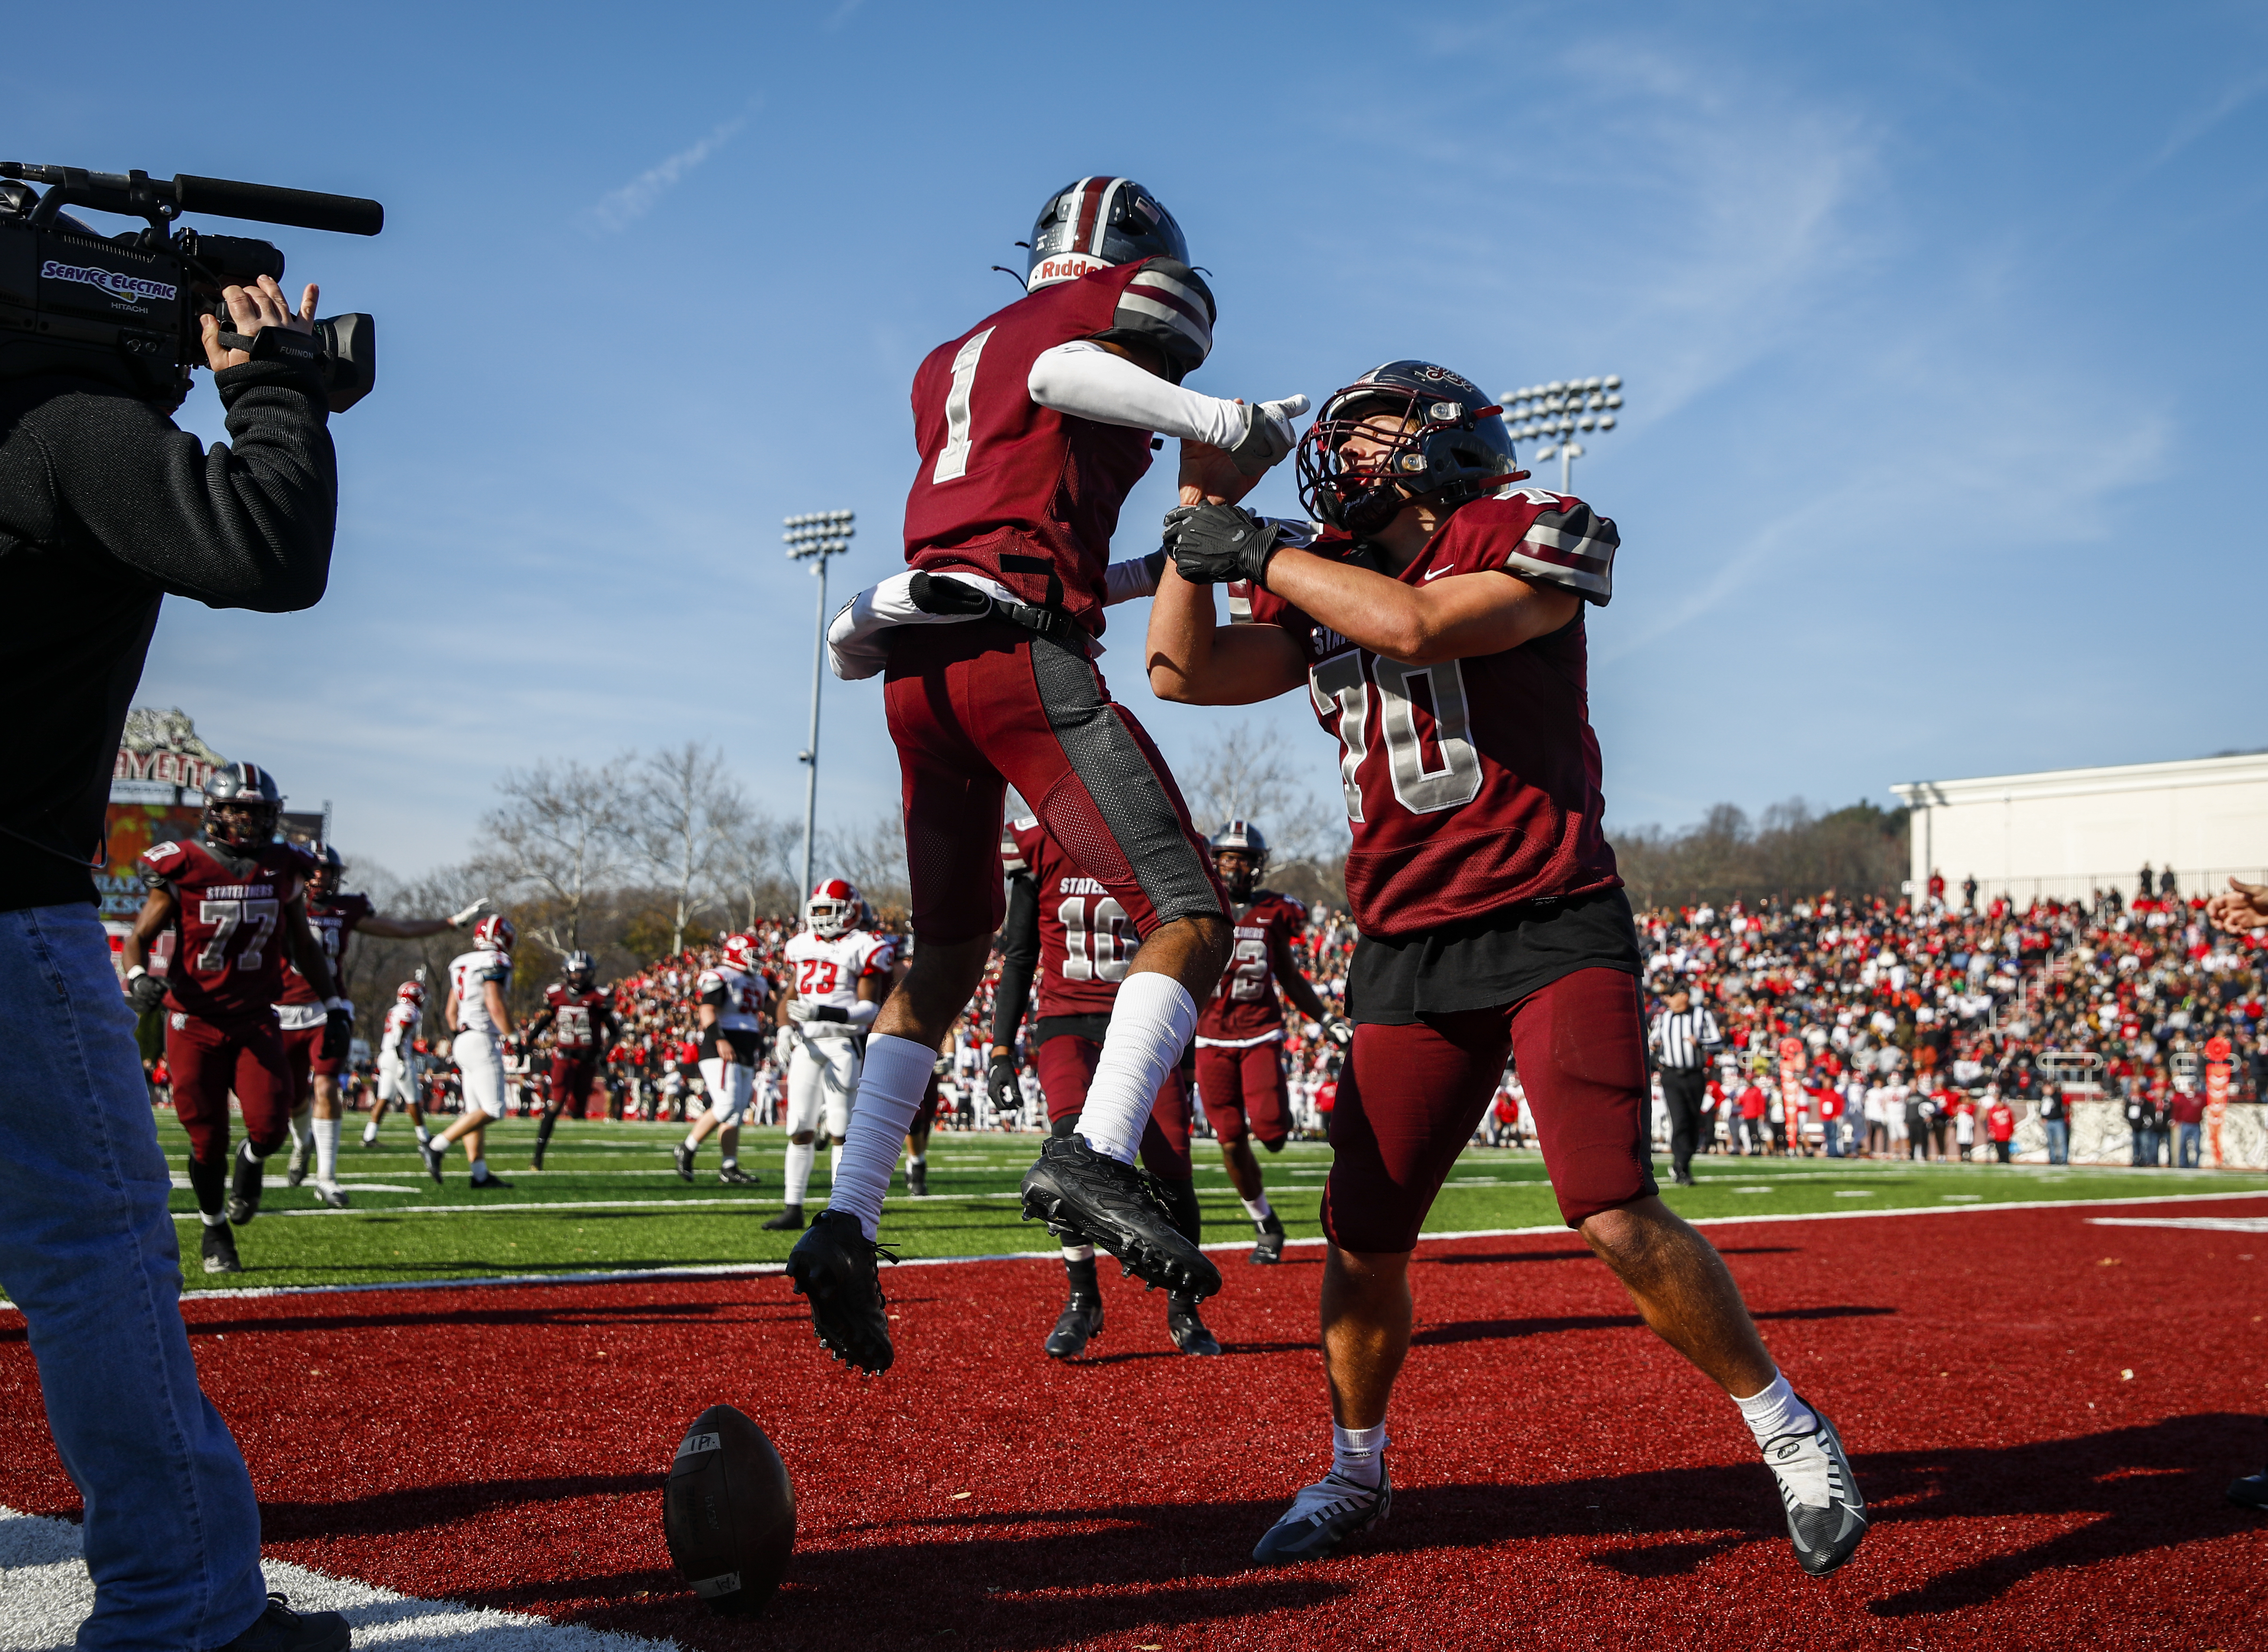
[846, 999, 880, 1032]
[1027, 340, 1246, 445]
[1103, 551, 1166, 605]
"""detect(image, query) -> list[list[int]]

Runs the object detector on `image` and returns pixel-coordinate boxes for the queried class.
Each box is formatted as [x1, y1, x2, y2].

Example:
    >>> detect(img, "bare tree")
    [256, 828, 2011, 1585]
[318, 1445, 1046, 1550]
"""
[1611, 798, 1909, 911]
[713, 792, 799, 930]
[818, 809, 911, 919]
[475, 756, 632, 953]
[1180, 719, 1346, 904]
[625, 743, 740, 955]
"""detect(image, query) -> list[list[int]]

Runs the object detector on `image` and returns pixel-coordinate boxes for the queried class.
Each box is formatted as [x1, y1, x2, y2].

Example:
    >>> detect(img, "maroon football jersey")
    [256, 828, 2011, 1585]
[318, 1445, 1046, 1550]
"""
[902, 258, 1212, 632]
[544, 983, 614, 1054]
[276, 889, 374, 1007]
[1002, 818, 1130, 1017]
[139, 837, 316, 1025]
[1197, 891, 1305, 1042]
[1242, 487, 1622, 939]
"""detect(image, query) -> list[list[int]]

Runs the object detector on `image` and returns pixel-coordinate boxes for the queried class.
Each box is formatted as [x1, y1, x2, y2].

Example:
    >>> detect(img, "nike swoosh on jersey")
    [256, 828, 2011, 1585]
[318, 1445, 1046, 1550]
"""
[1422, 565, 1454, 580]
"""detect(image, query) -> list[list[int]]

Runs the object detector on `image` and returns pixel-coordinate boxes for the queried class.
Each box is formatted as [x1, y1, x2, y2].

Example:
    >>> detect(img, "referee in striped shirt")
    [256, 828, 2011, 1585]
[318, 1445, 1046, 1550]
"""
[1648, 982, 1722, 1187]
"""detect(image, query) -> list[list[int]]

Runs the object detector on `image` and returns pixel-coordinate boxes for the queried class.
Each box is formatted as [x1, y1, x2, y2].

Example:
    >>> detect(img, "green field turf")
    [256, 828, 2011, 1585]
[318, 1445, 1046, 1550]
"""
[151, 1112, 2268, 1292]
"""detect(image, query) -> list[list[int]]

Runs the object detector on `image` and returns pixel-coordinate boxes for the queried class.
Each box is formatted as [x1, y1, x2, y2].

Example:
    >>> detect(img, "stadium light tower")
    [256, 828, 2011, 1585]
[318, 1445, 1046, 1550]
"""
[1496, 375, 1624, 493]
[784, 509, 855, 899]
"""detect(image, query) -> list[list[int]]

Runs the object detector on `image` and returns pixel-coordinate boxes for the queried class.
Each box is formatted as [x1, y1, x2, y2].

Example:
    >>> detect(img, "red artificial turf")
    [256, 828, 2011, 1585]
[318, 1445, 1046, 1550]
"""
[4, 1198, 2266, 1651]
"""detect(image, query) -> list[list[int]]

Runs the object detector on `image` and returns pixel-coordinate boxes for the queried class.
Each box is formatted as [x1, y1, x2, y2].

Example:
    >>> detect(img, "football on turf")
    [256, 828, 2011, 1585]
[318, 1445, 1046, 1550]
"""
[662, 1403, 796, 1615]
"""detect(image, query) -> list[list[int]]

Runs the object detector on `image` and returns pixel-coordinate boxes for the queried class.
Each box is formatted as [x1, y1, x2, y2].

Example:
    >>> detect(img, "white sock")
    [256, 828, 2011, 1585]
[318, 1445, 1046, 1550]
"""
[314, 1118, 340, 1188]
[1078, 974, 1197, 1165]
[829, 1143, 844, 1184]
[289, 1103, 313, 1149]
[907, 1153, 926, 1170]
[682, 1131, 701, 1151]
[471, 1157, 488, 1180]
[784, 1141, 815, 1208]
[1242, 1194, 1273, 1223]
[720, 1154, 738, 1169]
[1061, 1242, 1096, 1262]
[1732, 1370, 1817, 1448]
[201, 1210, 229, 1228]
[826, 1034, 935, 1239]
[1332, 1422, 1388, 1489]
[414, 1124, 431, 1146]
[362, 1121, 378, 1144]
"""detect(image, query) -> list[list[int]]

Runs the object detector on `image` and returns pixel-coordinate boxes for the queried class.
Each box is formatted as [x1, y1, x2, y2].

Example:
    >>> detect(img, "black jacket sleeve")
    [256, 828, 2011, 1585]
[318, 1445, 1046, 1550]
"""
[991, 872, 1040, 1050]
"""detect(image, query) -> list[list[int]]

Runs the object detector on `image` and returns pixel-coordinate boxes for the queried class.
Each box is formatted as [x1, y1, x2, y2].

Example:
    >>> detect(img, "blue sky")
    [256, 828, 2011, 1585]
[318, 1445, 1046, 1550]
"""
[14, 1, 2267, 876]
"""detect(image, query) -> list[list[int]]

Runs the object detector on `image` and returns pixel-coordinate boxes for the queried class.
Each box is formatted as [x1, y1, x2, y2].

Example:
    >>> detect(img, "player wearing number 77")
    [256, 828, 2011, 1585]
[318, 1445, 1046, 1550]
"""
[120, 762, 347, 1276]
[787, 175, 1310, 1374]
[1148, 360, 1867, 1577]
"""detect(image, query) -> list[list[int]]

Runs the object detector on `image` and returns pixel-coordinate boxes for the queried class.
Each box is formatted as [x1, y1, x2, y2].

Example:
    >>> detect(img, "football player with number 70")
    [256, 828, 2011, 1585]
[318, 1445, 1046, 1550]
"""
[1147, 362, 1868, 1577]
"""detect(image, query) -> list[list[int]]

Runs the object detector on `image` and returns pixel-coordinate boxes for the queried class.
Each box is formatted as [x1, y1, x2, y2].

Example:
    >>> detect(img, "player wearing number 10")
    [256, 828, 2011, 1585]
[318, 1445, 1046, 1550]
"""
[788, 176, 1312, 1373]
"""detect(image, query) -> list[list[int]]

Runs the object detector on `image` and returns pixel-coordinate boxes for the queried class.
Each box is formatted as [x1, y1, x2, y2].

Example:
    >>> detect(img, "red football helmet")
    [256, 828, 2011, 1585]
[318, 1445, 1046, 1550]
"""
[474, 913, 516, 954]
[721, 933, 759, 972]
[805, 880, 861, 940]
[397, 980, 426, 1005]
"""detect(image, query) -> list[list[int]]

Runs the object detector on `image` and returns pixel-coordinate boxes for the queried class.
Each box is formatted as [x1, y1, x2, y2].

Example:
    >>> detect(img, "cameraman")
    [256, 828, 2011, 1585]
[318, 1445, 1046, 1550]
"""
[0, 274, 352, 1652]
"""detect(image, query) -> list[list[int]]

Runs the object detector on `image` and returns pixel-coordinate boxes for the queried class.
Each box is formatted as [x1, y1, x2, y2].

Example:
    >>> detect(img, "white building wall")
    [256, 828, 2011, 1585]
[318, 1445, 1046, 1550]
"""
[1891, 754, 2268, 903]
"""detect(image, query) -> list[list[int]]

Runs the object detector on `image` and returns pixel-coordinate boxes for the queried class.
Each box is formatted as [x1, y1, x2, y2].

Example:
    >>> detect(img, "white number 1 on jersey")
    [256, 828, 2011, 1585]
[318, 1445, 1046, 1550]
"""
[932, 327, 995, 485]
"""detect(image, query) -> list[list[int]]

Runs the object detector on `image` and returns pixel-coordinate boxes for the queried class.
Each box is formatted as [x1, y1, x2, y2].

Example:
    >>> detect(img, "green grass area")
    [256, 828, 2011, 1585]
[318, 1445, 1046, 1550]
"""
[158, 1112, 2268, 1293]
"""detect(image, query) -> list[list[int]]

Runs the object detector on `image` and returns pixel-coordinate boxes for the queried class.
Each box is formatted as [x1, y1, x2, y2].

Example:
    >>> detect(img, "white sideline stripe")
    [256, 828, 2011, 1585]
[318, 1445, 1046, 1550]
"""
[4, 1186, 2264, 1314]
[0, 1505, 675, 1652]
[166, 1193, 1038, 1221]
[2086, 1215, 2268, 1233]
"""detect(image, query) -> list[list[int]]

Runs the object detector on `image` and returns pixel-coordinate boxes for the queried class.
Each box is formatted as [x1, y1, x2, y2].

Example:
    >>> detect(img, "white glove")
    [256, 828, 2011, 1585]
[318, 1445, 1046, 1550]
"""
[786, 998, 815, 1024]
[447, 897, 492, 928]
[1228, 394, 1311, 475]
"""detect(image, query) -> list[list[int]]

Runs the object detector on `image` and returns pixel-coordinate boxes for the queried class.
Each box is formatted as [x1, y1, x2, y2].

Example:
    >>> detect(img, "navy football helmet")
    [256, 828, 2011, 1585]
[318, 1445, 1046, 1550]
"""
[1295, 361, 1522, 536]
[201, 762, 282, 850]
[1026, 177, 1189, 292]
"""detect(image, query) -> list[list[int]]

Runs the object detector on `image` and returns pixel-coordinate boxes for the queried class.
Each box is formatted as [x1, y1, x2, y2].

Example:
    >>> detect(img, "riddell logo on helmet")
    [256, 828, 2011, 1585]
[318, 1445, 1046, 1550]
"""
[1027, 252, 1109, 289]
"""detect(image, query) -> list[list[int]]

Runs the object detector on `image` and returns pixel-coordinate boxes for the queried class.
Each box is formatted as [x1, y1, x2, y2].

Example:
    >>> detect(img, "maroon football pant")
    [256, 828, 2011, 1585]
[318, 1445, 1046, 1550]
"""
[1036, 1034, 1194, 1181]
[280, 1022, 322, 1106]
[885, 620, 1222, 945]
[1322, 967, 1655, 1250]
[167, 1013, 294, 1164]
[550, 1055, 599, 1118]
[1195, 1041, 1294, 1147]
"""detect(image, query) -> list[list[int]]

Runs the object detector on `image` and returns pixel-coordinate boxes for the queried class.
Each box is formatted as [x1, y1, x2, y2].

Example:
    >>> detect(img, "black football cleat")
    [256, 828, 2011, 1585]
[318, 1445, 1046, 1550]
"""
[1250, 1209, 1286, 1265]
[1044, 1292, 1104, 1359]
[1166, 1293, 1222, 1356]
[201, 1223, 242, 1275]
[217, 1592, 349, 1652]
[785, 1209, 895, 1373]
[1020, 1136, 1222, 1299]
[717, 1163, 756, 1186]
[2229, 1464, 2268, 1510]
[906, 1160, 928, 1198]
[673, 1142, 697, 1183]
[1762, 1401, 1868, 1575]
[469, 1171, 512, 1191]
[284, 1132, 312, 1187]
[420, 1140, 445, 1185]
[227, 1153, 264, 1227]
[762, 1204, 807, 1231]
[318, 1185, 350, 1210]
[1252, 1463, 1391, 1565]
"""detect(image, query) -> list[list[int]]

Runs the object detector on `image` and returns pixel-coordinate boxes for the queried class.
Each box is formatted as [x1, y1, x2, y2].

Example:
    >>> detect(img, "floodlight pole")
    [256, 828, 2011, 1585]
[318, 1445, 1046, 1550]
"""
[1496, 375, 1624, 495]
[784, 510, 856, 900]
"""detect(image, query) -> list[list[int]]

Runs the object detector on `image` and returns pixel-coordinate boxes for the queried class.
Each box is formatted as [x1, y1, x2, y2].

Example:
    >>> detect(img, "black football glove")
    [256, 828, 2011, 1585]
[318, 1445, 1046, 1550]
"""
[987, 1055, 1021, 1116]
[125, 972, 166, 1015]
[1164, 502, 1285, 586]
[1320, 1015, 1355, 1051]
[321, 1006, 354, 1061]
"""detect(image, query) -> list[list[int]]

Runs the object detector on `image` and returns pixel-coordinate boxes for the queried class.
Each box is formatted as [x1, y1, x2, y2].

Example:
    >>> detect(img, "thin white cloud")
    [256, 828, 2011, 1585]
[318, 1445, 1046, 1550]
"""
[584, 110, 754, 233]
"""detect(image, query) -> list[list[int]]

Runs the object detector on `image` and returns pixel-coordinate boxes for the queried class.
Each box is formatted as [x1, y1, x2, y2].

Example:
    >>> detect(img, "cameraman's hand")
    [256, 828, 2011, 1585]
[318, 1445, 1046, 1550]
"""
[200, 275, 318, 372]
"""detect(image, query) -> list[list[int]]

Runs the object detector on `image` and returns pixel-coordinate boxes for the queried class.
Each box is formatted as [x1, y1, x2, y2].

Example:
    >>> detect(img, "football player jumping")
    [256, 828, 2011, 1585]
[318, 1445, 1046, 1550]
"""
[525, 950, 621, 1169]
[792, 176, 1309, 1372]
[1149, 362, 1867, 1576]
[119, 764, 349, 1275]
[766, 883, 892, 1230]
[994, 816, 1219, 1359]
[420, 913, 518, 1189]
[676, 932, 770, 1187]
[1195, 820, 1352, 1263]
[362, 979, 428, 1146]
[275, 844, 486, 1206]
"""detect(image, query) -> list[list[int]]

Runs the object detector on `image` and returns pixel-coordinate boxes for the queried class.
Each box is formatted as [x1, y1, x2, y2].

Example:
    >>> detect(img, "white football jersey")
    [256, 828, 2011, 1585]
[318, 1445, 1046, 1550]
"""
[380, 1000, 420, 1059]
[696, 962, 770, 1032]
[786, 928, 894, 1015]
[448, 948, 511, 1033]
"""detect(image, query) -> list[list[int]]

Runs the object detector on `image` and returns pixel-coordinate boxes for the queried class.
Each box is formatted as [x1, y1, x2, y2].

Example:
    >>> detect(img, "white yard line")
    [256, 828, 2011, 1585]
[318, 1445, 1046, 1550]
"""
[0, 1506, 673, 1652]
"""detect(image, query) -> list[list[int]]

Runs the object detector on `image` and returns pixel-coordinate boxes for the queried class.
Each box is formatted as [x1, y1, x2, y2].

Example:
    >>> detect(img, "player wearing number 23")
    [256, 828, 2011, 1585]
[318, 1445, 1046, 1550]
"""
[120, 762, 344, 1272]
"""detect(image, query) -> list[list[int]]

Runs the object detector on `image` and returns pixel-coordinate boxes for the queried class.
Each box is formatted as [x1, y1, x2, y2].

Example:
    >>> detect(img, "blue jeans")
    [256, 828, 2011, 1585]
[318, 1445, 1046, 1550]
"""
[2044, 1118, 2069, 1164]
[2177, 1122, 2203, 1168]
[0, 905, 266, 1650]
